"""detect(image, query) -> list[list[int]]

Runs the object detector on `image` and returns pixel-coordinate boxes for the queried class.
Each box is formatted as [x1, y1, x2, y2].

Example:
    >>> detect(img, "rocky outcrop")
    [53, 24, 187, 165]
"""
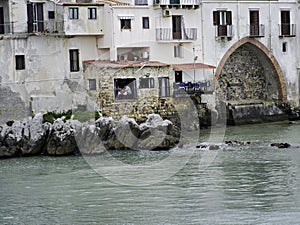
[0, 113, 181, 158]
[106, 114, 180, 150]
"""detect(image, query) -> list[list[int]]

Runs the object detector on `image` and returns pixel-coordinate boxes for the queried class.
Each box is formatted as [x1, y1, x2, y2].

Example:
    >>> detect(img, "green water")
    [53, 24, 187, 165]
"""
[1, 122, 300, 224]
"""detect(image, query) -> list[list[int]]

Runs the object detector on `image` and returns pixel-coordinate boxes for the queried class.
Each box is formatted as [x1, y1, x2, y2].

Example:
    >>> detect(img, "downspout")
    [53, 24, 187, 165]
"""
[268, 0, 272, 50]
[236, 0, 240, 39]
[110, 5, 116, 61]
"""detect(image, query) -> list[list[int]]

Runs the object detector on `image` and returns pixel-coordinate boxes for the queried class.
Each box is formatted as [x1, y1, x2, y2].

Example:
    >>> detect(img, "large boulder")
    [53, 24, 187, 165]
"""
[22, 113, 50, 155]
[45, 119, 79, 155]
[76, 122, 105, 154]
[0, 122, 23, 157]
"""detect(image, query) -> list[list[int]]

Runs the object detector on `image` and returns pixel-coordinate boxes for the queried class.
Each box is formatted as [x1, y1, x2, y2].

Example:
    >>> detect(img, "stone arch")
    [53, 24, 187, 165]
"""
[214, 37, 287, 102]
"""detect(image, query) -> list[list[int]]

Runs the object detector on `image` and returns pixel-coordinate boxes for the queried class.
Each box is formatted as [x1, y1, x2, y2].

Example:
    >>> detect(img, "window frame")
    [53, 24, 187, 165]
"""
[139, 77, 154, 89]
[88, 7, 97, 20]
[69, 49, 80, 72]
[120, 19, 131, 30]
[114, 78, 137, 100]
[15, 55, 25, 70]
[88, 79, 97, 90]
[142, 17, 149, 29]
[69, 7, 79, 20]
[48, 11, 55, 20]
[174, 45, 183, 58]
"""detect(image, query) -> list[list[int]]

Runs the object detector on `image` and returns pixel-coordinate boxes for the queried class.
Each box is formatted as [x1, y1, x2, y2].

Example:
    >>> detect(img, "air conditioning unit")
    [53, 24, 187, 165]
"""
[163, 10, 171, 17]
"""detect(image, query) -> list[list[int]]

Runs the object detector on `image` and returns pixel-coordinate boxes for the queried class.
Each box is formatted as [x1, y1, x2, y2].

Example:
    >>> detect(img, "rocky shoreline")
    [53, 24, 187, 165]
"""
[0, 113, 181, 159]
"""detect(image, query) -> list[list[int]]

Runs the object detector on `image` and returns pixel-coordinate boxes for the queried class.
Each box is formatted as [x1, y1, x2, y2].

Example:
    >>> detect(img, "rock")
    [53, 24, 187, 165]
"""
[95, 117, 114, 141]
[0, 121, 26, 157]
[45, 119, 79, 155]
[270, 142, 291, 149]
[76, 122, 105, 154]
[22, 113, 49, 155]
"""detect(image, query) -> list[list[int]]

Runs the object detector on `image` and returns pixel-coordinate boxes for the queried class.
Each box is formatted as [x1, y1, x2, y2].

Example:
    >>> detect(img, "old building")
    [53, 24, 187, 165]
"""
[0, 0, 299, 123]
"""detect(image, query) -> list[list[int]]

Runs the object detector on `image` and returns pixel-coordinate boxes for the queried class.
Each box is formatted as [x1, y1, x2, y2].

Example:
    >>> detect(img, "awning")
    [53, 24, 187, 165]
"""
[118, 15, 135, 20]
[172, 63, 216, 71]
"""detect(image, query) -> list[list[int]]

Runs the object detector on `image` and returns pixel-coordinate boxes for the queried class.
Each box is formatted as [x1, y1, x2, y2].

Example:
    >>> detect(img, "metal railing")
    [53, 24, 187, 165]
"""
[279, 23, 296, 37]
[155, 0, 200, 5]
[135, 0, 148, 5]
[156, 28, 197, 41]
[173, 81, 212, 96]
[0, 22, 14, 34]
[215, 25, 233, 38]
[248, 24, 265, 37]
[29, 20, 64, 33]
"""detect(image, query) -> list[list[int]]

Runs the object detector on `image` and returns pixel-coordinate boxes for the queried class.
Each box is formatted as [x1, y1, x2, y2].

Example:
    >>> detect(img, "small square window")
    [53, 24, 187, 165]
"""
[48, 11, 55, 20]
[88, 8, 97, 19]
[69, 8, 79, 19]
[88, 79, 96, 90]
[15, 55, 25, 70]
[120, 19, 131, 30]
[142, 17, 149, 29]
[282, 42, 287, 53]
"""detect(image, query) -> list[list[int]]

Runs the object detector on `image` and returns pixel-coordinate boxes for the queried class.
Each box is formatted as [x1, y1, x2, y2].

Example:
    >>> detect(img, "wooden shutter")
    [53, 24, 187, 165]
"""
[226, 11, 232, 25]
[27, 3, 33, 33]
[213, 11, 219, 25]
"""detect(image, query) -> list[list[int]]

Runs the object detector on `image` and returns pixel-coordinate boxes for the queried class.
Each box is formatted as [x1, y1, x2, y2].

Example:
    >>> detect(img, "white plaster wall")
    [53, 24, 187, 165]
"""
[63, 5, 104, 35]
[201, 0, 299, 104]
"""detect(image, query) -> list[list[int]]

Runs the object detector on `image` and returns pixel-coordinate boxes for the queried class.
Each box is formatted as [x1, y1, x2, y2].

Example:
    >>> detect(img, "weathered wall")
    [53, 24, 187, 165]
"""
[217, 45, 278, 102]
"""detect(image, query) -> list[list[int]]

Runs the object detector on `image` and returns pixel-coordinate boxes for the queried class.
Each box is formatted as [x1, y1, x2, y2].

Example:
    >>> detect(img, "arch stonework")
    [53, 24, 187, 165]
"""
[214, 37, 287, 102]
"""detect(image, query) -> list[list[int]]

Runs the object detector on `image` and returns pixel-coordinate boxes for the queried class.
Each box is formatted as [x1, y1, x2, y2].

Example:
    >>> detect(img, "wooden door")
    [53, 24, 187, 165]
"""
[250, 11, 259, 36]
[281, 10, 290, 35]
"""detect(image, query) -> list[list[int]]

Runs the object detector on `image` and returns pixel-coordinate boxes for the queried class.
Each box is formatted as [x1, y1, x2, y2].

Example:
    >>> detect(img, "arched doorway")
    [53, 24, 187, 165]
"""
[214, 37, 287, 103]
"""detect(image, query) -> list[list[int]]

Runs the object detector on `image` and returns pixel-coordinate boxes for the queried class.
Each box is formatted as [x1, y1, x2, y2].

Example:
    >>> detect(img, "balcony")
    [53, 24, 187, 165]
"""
[28, 20, 64, 34]
[156, 28, 197, 42]
[154, 0, 200, 8]
[173, 81, 212, 97]
[0, 22, 14, 35]
[135, 0, 148, 5]
[248, 24, 265, 37]
[279, 23, 296, 37]
[215, 25, 233, 39]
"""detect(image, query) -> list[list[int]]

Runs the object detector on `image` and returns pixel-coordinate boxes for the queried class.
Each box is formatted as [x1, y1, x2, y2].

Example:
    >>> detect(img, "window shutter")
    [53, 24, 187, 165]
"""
[226, 11, 232, 25]
[213, 11, 218, 25]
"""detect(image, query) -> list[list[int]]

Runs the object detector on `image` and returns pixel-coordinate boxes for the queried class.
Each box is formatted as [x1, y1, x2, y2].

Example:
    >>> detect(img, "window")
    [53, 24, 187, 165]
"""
[69, 49, 80, 72]
[48, 11, 55, 20]
[281, 10, 290, 36]
[174, 45, 183, 58]
[15, 55, 25, 70]
[88, 79, 97, 90]
[69, 8, 79, 19]
[139, 77, 154, 88]
[114, 78, 137, 99]
[282, 42, 287, 53]
[175, 71, 183, 83]
[158, 77, 170, 97]
[142, 17, 149, 29]
[120, 19, 131, 30]
[88, 8, 97, 19]
[213, 10, 232, 37]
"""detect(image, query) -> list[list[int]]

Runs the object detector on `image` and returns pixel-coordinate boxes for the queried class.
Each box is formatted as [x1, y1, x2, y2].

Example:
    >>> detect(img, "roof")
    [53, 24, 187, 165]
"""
[84, 60, 170, 68]
[172, 63, 216, 70]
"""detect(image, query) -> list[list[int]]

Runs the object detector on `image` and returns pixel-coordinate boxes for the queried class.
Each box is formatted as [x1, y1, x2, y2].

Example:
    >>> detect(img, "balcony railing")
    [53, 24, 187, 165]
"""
[156, 28, 197, 41]
[135, 0, 148, 5]
[248, 24, 265, 37]
[0, 22, 14, 34]
[154, 0, 200, 6]
[173, 81, 212, 96]
[29, 20, 64, 34]
[215, 25, 233, 38]
[279, 23, 296, 37]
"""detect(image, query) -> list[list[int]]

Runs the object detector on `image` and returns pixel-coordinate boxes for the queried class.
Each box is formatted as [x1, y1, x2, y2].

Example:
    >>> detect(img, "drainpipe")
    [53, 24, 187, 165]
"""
[110, 5, 116, 61]
[236, 0, 240, 39]
[268, 0, 272, 50]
